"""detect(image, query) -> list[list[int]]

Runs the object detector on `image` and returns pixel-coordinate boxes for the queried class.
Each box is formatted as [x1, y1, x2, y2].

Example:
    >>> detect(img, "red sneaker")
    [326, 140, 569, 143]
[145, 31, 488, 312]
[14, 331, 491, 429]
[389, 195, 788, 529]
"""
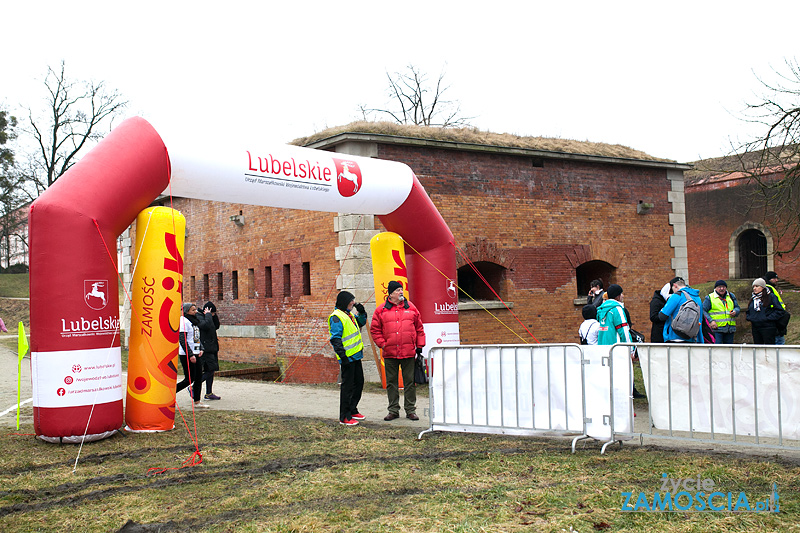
[350, 413, 366, 420]
[339, 418, 359, 426]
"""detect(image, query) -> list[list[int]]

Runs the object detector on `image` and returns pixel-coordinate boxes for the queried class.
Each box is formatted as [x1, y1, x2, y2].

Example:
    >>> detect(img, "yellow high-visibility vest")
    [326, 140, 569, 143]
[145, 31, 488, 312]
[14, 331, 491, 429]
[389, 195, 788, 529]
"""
[766, 284, 786, 310]
[708, 292, 736, 328]
[328, 309, 364, 360]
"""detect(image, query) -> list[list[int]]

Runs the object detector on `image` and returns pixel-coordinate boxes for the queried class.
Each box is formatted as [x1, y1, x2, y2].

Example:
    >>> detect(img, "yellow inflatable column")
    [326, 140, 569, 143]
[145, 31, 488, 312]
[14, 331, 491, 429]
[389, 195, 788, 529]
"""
[125, 207, 186, 432]
[369, 232, 410, 389]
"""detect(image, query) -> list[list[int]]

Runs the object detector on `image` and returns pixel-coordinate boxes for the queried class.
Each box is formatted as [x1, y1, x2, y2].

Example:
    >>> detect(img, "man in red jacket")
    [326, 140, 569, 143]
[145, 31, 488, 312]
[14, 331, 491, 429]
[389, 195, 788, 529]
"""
[371, 280, 426, 421]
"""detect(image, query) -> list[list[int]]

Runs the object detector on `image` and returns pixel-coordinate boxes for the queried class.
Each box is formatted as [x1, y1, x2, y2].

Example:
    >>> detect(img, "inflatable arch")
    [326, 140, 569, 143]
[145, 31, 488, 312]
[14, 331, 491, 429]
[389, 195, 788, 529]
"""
[28, 117, 459, 442]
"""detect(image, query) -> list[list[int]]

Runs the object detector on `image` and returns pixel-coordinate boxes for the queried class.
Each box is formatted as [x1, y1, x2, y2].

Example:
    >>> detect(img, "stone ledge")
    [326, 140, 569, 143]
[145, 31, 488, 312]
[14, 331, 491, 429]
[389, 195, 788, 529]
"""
[458, 300, 513, 311]
[216, 366, 281, 381]
[218, 325, 276, 339]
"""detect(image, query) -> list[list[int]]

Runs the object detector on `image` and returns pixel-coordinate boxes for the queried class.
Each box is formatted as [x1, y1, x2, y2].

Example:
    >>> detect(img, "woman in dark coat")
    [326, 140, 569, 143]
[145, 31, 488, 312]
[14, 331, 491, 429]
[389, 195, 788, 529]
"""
[198, 301, 222, 400]
[649, 282, 671, 343]
[746, 278, 785, 345]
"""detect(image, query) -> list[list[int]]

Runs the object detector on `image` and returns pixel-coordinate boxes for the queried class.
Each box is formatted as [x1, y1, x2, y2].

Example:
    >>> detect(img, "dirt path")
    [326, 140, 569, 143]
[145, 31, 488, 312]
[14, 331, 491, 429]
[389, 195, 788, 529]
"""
[3, 345, 799, 462]
[0, 345, 427, 429]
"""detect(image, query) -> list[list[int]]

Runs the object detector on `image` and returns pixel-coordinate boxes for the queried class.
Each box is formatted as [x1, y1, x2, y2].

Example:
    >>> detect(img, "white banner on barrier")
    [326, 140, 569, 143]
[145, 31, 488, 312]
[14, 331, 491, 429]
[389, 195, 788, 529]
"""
[582, 345, 633, 440]
[639, 345, 800, 440]
[31, 347, 123, 408]
[429, 345, 632, 440]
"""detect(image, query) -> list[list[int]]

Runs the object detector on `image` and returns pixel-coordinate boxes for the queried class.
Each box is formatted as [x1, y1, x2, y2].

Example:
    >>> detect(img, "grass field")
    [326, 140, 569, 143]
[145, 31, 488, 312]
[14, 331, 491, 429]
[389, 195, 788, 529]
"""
[2, 275, 799, 530]
[0, 411, 796, 532]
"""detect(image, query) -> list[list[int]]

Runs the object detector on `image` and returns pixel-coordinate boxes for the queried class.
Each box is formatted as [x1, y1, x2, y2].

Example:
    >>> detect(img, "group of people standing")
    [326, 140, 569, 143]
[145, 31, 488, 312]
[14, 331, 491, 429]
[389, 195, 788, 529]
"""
[580, 271, 789, 347]
[649, 272, 788, 345]
[328, 280, 425, 426]
[172, 272, 789, 420]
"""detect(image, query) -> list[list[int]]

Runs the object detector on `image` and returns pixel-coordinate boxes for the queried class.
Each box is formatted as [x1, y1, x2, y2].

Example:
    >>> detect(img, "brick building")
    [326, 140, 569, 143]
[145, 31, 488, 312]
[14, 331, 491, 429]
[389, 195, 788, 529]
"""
[685, 155, 800, 285]
[123, 123, 691, 383]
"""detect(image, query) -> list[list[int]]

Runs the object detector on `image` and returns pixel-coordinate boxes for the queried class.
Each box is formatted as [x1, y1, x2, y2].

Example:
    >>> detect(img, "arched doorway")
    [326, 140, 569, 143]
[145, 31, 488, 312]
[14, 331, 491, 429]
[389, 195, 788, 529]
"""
[729, 222, 773, 279]
[457, 261, 506, 301]
[737, 229, 767, 278]
[575, 260, 615, 297]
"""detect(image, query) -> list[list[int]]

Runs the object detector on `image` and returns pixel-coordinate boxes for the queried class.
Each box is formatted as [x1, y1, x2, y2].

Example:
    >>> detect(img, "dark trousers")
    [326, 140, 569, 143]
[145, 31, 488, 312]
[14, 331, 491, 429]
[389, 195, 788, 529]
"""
[202, 351, 219, 394]
[385, 357, 416, 415]
[713, 331, 735, 344]
[339, 359, 364, 421]
[752, 325, 777, 345]
[176, 352, 202, 402]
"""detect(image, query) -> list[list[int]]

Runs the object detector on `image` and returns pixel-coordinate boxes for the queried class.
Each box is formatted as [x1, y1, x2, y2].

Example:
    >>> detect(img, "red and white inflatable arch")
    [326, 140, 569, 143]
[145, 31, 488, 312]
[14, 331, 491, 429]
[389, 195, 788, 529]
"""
[29, 117, 459, 442]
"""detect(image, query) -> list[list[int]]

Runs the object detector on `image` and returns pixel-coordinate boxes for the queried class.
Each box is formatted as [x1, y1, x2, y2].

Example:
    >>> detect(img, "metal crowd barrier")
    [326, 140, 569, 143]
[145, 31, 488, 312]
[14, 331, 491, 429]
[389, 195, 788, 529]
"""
[616, 343, 800, 453]
[419, 343, 800, 455]
[418, 344, 632, 445]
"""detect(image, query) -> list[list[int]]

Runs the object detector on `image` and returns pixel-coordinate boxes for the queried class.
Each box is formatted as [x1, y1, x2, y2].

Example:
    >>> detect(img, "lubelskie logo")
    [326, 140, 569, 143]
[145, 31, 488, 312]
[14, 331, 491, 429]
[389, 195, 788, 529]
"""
[84, 280, 108, 310]
[622, 473, 779, 513]
[333, 158, 362, 197]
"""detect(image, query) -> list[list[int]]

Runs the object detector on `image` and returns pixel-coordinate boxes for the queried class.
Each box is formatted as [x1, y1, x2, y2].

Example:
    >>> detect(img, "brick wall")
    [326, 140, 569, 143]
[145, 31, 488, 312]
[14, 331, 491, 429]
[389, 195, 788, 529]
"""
[686, 180, 800, 284]
[378, 144, 677, 344]
[129, 198, 343, 381]
[128, 140, 683, 382]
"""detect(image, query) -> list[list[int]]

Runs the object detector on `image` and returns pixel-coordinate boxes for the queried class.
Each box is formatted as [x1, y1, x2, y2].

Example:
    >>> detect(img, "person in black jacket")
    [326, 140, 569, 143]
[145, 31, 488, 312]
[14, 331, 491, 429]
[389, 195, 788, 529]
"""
[649, 282, 671, 343]
[746, 278, 786, 345]
[587, 279, 605, 307]
[198, 301, 222, 400]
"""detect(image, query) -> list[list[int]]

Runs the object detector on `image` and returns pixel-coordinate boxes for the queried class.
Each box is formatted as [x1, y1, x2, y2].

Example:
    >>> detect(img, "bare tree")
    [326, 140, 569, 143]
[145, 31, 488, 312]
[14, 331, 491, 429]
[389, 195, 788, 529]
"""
[735, 57, 800, 256]
[359, 65, 472, 128]
[23, 61, 128, 195]
[0, 108, 28, 269]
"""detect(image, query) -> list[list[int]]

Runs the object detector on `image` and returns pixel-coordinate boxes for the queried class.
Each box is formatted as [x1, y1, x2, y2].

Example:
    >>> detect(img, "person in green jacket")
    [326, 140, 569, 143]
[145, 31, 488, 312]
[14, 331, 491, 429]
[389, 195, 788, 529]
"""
[596, 284, 643, 399]
[596, 284, 633, 345]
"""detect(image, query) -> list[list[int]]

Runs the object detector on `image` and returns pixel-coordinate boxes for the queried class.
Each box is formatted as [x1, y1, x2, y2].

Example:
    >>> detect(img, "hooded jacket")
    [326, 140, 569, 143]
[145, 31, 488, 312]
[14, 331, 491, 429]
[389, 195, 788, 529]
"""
[197, 301, 221, 353]
[596, 299, 633, 345]
[370, 298, 425, 358]
[649, 289, 668, 343]
[659, 286, 704, 343]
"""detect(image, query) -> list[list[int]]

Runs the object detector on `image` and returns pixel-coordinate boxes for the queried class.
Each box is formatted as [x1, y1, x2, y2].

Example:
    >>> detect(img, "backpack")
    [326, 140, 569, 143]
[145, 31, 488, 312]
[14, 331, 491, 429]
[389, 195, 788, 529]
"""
[414, 353, 429, 385]
[578, 320, 598, 345]
[672, 291, 701, 340]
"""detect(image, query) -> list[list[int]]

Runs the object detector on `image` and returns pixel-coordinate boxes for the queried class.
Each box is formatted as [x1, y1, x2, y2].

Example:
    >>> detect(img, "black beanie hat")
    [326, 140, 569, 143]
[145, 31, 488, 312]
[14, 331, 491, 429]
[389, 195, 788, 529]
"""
[607, 284, 623, 299]
[387, 280, 403, 295]
[765, 271, 778, 281]
[335, 291, 355, 311]
[582, 304, 597, 320]
[204, 301, 217, 313]
[714, 280, 727, 288]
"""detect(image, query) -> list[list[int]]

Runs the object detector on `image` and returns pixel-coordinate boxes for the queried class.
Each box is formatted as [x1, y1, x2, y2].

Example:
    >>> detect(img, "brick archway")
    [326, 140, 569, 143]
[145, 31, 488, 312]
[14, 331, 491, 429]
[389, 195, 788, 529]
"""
[456, 237, 513, 269]
[729, 222, 774, 278]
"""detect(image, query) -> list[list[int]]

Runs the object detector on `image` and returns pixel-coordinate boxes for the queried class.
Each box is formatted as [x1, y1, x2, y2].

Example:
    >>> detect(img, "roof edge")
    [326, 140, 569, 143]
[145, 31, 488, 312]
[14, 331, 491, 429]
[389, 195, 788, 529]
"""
[303, 131, 693, 170]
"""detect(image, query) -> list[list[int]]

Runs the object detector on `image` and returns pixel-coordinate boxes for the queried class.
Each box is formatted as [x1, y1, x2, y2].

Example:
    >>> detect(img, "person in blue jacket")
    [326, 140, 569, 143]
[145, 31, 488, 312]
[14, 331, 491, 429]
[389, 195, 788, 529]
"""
[658, 277, 704, 343]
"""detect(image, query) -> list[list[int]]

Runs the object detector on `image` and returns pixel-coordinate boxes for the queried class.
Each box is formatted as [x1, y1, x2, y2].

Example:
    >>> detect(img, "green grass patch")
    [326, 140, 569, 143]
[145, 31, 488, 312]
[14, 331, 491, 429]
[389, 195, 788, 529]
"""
[0, 412, 795, 532]
[0, 273, 29, 298]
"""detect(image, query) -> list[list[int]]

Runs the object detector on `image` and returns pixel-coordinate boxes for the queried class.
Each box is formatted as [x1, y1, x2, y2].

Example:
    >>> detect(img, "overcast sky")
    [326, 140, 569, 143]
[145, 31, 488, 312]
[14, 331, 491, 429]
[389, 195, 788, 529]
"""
[3, 1, 799, 163]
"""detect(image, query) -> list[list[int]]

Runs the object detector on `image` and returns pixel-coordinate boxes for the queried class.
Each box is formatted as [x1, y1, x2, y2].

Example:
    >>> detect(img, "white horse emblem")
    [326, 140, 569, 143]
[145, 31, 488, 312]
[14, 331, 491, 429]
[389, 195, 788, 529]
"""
[85, 280, 108, 310]
[446, 280, 457, 299]
[337, 161, 360, 194]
